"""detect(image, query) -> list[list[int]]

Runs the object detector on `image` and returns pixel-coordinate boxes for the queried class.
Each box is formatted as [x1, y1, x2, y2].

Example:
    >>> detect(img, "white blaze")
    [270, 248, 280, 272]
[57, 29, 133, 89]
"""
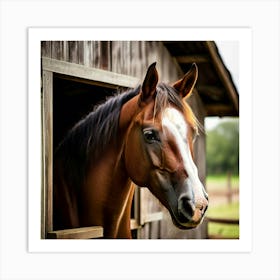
[162, 107, 206, 206]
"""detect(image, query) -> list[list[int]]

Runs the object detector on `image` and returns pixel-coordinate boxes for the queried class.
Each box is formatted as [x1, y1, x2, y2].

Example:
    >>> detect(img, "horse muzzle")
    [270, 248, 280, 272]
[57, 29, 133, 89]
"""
[150, 171, 209, 229]
[177, 193, 208, 227]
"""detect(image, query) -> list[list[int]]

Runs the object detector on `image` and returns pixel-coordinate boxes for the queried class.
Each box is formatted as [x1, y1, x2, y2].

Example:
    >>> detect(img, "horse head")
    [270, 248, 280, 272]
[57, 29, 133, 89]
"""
[124, 63, 208, 229]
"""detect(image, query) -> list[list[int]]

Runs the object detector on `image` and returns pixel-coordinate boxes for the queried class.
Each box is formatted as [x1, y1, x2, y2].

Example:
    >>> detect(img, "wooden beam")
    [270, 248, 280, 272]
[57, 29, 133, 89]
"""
[142, 212, 163, 224]
[197, 85, 225, 96]
[130, 219, 141, 230]
[176, 55, 209, 64]
[41, 70, 53, 238]
[197, 85, 226, 102]
[42, 57, 140, 89]
[206, 217, 239, 225]
[48, 226, 103, 239]
[205, 41, 239, 113]
[204, 104, 238, 117]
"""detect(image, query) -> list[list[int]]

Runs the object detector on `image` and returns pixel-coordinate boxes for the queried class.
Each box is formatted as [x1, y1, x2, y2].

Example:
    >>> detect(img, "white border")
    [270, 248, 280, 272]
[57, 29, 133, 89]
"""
[1, 1, 279, 279]
[28, 27, 252, 253]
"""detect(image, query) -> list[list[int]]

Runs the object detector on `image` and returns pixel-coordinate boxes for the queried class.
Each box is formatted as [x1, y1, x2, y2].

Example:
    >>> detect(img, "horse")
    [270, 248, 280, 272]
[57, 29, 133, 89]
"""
[53, 62, 209, 238]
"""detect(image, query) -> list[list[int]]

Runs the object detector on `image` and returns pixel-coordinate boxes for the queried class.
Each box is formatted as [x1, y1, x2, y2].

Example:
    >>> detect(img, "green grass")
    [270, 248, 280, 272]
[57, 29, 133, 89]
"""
[206, 174, 240, 238]
[207, 202, 239, 239]
[206, 174, 239, 191]
[208, 222, 239, 239]
[207, 201, 239, 219]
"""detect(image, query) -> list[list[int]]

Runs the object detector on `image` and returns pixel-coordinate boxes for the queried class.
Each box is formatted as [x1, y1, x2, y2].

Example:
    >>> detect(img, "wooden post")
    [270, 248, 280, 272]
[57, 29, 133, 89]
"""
[41, 70, 53, 238]
[227, 171, 232, 204]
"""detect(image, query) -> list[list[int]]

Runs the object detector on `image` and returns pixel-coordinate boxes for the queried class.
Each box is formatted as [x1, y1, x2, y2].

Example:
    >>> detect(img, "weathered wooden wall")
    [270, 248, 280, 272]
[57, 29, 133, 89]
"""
[41, 41, 207, 239]
[41, 41, 182, 83]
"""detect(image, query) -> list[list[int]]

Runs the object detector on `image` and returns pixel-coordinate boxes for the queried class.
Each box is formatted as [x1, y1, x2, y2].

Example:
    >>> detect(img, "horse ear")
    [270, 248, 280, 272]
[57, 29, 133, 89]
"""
[173, 63, 198, 99]
[140, 62, 158, 104]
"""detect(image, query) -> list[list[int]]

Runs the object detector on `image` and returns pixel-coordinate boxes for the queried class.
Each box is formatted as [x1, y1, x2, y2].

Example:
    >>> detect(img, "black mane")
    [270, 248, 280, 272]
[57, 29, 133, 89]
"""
[54, 86, 140, 186]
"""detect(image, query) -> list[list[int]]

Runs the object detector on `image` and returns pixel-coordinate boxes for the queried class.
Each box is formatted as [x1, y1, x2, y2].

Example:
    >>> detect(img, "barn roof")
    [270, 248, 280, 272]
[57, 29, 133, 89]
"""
[163, 41, 239, 117]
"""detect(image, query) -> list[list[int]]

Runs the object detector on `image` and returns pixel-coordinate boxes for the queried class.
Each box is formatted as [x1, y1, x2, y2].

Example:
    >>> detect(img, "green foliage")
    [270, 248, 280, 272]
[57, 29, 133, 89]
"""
[206, 119, 239, 175]
[207, 202, 239, 239]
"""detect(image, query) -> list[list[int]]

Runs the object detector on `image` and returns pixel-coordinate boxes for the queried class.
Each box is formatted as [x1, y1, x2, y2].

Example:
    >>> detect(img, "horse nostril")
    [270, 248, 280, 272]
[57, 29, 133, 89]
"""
[178, 196, 195, 221]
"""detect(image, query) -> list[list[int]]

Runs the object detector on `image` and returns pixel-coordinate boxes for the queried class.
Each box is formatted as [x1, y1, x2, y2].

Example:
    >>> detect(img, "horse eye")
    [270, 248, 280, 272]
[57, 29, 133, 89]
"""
[143, 129, 160, 143]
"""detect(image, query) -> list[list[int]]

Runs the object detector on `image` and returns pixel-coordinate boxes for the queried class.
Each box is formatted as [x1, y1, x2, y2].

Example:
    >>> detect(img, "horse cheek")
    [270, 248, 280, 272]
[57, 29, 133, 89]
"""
[124, 130, 150, 187]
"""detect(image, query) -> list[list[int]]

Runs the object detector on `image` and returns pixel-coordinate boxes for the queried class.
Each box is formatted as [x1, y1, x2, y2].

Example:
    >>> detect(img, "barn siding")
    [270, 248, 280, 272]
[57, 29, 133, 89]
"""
[41, 41, 183, 83]
[41, 41, 207, 239]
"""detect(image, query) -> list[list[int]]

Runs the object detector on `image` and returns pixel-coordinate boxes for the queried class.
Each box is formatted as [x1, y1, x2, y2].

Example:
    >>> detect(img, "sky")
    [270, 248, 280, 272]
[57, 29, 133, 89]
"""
[204, 41, 239, 131]
[216, 41, 239, 90]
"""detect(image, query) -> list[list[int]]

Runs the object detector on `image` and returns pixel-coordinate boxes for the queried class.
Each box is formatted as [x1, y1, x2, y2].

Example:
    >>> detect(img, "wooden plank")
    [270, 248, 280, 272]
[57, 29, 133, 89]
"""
[51, 41, 65, 60]
[42, 57, 139, 88]
[41, 41, 51, 58]
[208, 188, 239, 197]
[139, 188, 162, 226]
[100, 41, 111, 70]
[68, 41, 79, 64]
[78, 41, 84, 65]
[92, 41, 101, 68]
[83, 41, 93, 67]
[142, 212, 163, 223]
[206, 217, 239, 225]
[48, 226, 103, 239]
[111, 41, 122, 74]
[130, 41, 140, 77]
[197, 85, 225, 100]
[149, 220, 161, 239]
[204, 104, 237, 117]
[130, 219, 141, 230]
[176, 55, 209, 64]
[41, 70, 53, 238]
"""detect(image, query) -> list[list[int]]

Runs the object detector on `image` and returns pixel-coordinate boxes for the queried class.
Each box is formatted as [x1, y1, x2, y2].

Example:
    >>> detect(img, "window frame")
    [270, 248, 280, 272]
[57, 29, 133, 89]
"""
[41, 57, 162, 239]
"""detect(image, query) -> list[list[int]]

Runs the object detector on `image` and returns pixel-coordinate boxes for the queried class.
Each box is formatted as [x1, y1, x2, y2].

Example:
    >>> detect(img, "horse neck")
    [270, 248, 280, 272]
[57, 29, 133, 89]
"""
[82, 96, 141, 237]
[84, 149, 133, 237]
[100, 94, 140, 192]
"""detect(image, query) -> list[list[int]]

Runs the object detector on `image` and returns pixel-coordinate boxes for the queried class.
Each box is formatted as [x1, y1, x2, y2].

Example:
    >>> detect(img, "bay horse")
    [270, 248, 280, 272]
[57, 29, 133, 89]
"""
[53, 62, 208, 238]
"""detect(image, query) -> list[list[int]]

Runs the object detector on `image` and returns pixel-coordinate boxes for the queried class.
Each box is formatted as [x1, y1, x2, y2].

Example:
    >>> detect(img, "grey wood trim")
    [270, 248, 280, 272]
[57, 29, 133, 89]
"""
[42, 57, 140, 88]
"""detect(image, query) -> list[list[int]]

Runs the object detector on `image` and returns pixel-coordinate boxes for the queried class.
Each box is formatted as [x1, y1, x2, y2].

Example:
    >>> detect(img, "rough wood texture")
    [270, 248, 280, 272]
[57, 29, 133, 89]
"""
[48, 226, 103, 239]
[41, 41, 209, 239]
[41, 41, 183, 83]
[42, 57, 139, 88]
[41, 70, 53, 238]
[206, 217, 239, 225]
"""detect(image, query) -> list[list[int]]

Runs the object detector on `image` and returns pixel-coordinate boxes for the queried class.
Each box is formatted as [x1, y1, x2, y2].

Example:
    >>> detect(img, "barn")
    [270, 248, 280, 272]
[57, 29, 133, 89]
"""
[41, 41, 239, 239]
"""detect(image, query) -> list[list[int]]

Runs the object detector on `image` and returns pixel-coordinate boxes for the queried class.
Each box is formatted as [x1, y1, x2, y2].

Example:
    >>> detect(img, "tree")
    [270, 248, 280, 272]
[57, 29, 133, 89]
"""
[206, 119, 239, 175]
